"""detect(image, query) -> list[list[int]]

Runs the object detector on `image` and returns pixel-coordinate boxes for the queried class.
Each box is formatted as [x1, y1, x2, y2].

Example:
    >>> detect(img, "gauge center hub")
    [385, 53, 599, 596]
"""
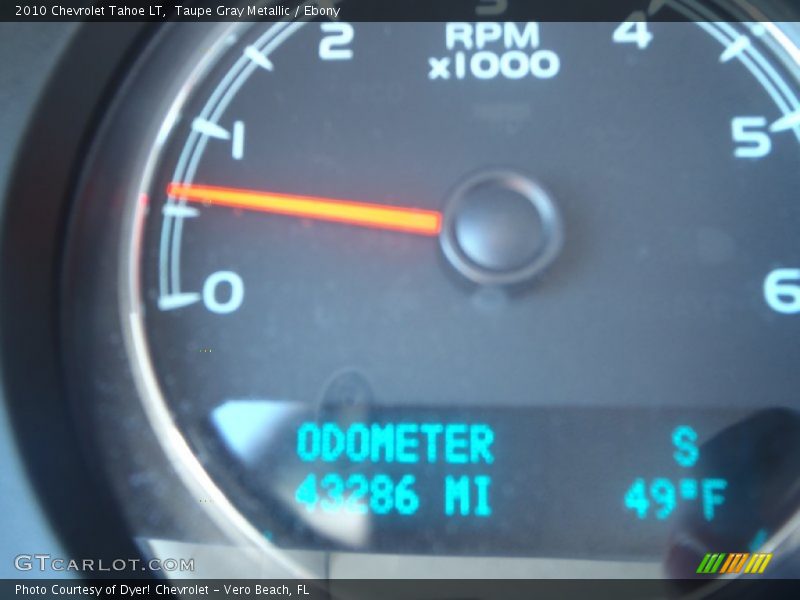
[440, 171, 564, 286]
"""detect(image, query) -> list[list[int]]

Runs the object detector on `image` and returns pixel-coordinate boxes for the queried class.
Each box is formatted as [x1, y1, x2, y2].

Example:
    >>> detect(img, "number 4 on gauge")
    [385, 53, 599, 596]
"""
[613, 13, 653, 49]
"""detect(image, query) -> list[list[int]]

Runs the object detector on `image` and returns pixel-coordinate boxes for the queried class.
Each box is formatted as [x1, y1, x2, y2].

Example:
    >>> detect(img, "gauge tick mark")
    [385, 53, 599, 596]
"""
[158, 293, 200, 311]
[719, 36, 751, 63]
[770, 110, 800, 132]
[191, 118, 230, 140]
[244, 45, 274, 71]
[162, 204, 199, 218]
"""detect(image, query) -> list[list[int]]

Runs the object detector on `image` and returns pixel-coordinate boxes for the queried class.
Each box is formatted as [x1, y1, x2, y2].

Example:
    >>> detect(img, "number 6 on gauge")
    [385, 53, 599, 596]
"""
[764, 268, 800, 314]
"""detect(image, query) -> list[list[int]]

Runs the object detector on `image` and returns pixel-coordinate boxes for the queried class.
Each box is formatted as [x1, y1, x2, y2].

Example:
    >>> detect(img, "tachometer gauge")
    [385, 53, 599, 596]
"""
[55, 1, 800, 582]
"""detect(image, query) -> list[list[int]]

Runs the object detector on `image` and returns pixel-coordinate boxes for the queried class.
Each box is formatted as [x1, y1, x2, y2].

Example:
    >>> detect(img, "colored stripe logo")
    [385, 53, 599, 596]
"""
[696, 552, 772, 574]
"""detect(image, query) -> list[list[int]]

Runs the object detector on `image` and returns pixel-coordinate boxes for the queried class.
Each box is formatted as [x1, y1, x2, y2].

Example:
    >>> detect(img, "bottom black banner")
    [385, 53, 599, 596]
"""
[5, 579, 800, 600]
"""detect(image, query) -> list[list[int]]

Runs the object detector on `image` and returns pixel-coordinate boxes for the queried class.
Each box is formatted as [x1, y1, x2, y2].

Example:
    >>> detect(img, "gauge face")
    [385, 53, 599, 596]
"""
[127, 16, 800, 563]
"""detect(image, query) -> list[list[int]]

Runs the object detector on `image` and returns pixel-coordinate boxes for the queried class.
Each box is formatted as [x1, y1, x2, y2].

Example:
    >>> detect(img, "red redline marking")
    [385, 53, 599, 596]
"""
[167, 183, 442, 236]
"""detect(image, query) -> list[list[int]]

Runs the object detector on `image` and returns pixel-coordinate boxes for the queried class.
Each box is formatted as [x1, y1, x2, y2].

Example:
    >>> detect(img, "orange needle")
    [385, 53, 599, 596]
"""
[166, 182, 442, 236]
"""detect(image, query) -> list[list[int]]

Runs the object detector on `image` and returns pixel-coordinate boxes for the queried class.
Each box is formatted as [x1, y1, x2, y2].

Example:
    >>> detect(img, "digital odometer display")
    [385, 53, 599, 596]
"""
[124, 13, 800, 566]
[204, 404, 749, 556]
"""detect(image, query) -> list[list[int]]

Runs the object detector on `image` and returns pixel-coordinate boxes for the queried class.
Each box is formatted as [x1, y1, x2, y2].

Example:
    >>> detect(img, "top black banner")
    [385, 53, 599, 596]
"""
[3, 0, 799, 23]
